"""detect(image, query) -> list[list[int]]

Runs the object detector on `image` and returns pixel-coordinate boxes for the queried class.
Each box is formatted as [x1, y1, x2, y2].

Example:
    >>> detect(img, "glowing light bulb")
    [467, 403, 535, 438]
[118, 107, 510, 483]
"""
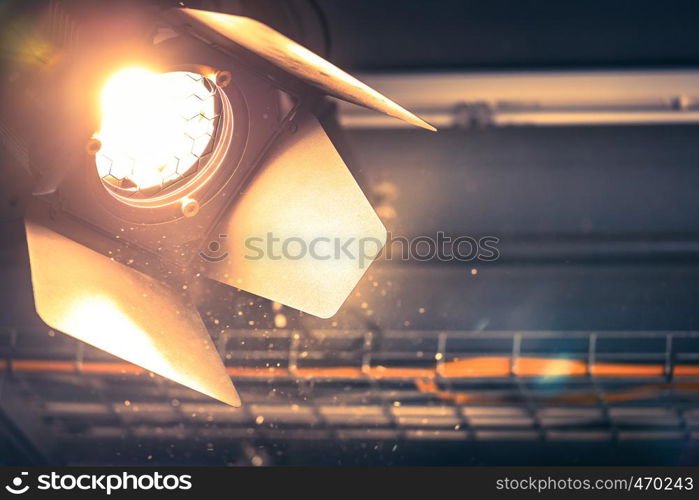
[95, 68, 220, 196]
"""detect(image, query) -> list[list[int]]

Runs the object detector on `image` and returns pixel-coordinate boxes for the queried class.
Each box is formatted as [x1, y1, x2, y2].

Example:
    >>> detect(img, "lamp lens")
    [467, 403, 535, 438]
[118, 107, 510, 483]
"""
[95, 68, 221, 197]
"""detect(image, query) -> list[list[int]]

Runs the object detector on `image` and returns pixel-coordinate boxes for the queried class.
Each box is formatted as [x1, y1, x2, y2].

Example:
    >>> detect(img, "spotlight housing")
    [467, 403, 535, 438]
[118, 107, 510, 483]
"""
[3, 3, 435, 406]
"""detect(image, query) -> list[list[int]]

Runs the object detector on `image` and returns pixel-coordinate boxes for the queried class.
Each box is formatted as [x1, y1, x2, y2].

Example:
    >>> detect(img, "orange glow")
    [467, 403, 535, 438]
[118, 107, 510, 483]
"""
[514, 358, 587, 377]
[10, 357, 698, 380]
[440, 357, 512, 377]
[366, 366, 436, 379]
[8, 358, 698, 406]
[295, 367, 364, 378]
[94, 68, 217, 193]
[674, 365, 699, 376]
[591, 363, 664, 377]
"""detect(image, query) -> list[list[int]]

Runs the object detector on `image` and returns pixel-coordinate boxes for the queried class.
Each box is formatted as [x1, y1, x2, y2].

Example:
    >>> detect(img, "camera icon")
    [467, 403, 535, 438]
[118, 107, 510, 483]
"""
[5, 472, 29, 495]
[199, 234, 229, 263]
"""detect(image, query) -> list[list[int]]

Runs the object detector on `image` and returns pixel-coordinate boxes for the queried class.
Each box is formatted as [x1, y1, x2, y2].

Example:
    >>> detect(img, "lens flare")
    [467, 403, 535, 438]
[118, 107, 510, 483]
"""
[95, 68, 219, 196]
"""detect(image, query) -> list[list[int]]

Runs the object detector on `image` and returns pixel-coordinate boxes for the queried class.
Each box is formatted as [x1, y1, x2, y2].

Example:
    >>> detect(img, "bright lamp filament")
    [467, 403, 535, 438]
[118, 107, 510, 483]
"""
[95, 68, 219, 197]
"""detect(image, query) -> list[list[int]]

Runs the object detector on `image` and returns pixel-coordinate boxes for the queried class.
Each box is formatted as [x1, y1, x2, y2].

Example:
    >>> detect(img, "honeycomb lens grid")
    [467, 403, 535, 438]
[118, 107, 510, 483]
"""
[95, 69, 224, 200]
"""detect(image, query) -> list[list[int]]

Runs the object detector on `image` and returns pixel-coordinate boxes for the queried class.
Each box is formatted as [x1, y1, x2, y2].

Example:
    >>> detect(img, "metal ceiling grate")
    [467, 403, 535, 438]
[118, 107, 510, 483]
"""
[2, 328, 698, 448]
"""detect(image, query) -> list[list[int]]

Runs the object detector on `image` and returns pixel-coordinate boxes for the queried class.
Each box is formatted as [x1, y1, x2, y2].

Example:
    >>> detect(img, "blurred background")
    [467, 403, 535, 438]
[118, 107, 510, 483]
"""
[2, 0, 699, 465]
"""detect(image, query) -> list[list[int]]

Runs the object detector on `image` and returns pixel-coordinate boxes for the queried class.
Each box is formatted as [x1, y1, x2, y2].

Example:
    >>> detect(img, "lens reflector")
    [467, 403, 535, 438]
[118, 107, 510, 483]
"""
[95, 68, 220, 198]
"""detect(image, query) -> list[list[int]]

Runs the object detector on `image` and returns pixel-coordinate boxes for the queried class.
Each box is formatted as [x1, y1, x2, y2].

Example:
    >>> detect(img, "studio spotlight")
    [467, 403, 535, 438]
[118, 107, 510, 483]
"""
[3, 3, 435, 406]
